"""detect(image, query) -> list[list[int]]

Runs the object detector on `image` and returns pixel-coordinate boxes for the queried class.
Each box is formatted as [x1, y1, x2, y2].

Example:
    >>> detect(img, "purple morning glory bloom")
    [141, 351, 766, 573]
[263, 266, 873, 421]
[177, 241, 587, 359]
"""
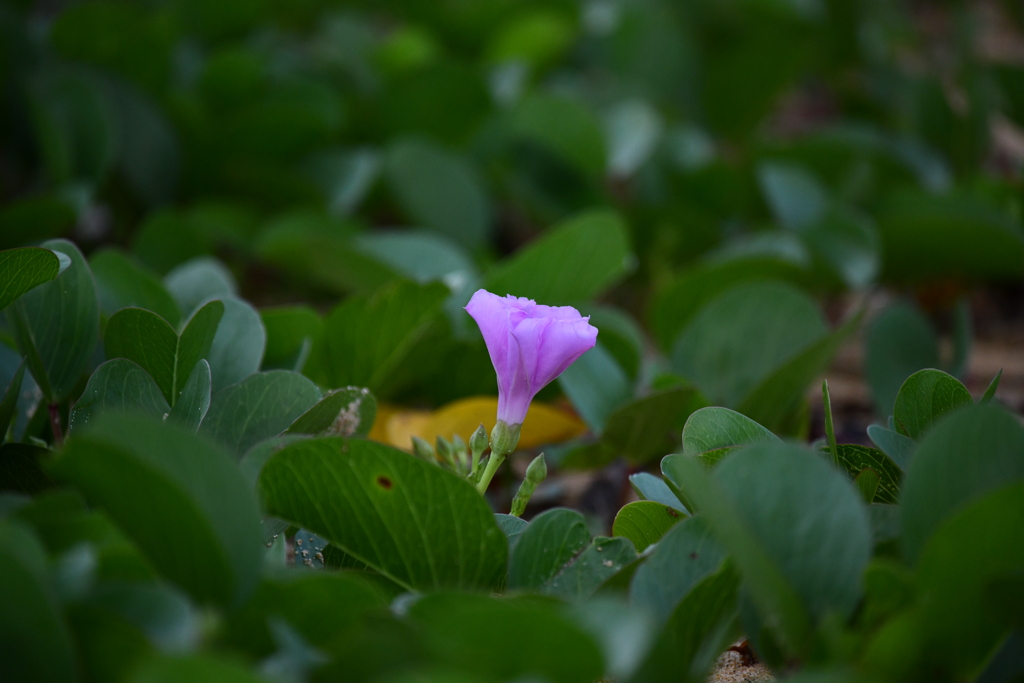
[465, 289, 598, 428]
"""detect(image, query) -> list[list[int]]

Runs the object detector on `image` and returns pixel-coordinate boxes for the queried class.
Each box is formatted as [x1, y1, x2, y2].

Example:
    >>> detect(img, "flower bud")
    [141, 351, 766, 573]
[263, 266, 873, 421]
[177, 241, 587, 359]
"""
[435, 436, 455, 468]
[489, 419, 521, 458]
[470, 424, 488, 458]
[451, 434, 470, 474]
[510, 453, 547, 517]
[411, 436, 435, 463]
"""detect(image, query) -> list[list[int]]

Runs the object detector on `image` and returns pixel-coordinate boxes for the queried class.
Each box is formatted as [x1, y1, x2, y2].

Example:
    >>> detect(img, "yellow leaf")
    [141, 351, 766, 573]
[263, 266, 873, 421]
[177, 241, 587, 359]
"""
[369, 396, 586, 451]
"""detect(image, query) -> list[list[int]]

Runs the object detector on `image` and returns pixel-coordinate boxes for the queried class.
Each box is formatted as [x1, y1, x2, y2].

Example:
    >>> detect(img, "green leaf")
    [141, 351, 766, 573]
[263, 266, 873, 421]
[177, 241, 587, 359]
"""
[866, 425, 916, 470]
[892, 369, 972, 440]
[557, 343, 632, 432]
[356, 230, 477, 288]
[384, 138, 492, 249]
[495, 513, 529, 552]
[544, 537, 636, 601]
[628, 472, 687, 512]
[832, 444, 901, 504]
[510, 94, 607, 175]
[853, 468, 881, 503]
[104, 300, 224, 406]
[484, 209, 632, 304]
[865, 301, 939, 416]
[566, 387, 707, 468]
[163, 257, 237, 317]
[205, 296, 266, 393]
[221, 572, 386, 657]
[681, 407, 779, 457]
[0, 520, 78, 683]
[672, 281, 826, 408]
[630, 563, 741, 683]
[0, 247, 65, 311]
[89, 248, 180, 326]
[7, 240, 99, 402]
[822, 380, 838, 465]
[129, 654, 270, 683]
[324, 280, 448, 397]
[199, 371, 321, 459]
[628, 516, 728, 625]
[284, 386, 376, 439]
[649, 257, 810, 352]
[53, 414, 263, 606]
[901, 405, 1024, 563]
[758, 161, 828, 231]
[0, 443, 54, 495]
[260, 305, 322, 373]
[0, 359, 26, 440]
[507, 508, 590, 590]
[914, 483, 1024, 676]
[877, 190, 1024, 282]
[408, 592, 604, 683]
[167, 360, 211, 432]
[980, 369, 1002, 405]
[612, 500, 685, 552]
[737, 309, 862, 434]
[0, 195, 76, 251]
[258, 438, 507, 592]
[69, 359, 170, 434]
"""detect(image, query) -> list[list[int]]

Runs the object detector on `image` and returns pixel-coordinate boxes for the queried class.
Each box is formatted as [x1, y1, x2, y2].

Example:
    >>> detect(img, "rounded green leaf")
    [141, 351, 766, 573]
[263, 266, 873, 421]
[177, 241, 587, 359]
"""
[628, 472, 687, 512]
[484, 209, 632, 305]
[53, 414, 263, 606]
[672, 281, 826, 408]
[200, 370, 321, 459]
[915, 483, 1024, 675]
[507, 508, 590, 591]
[0, 520, 78, 683]
[204, 296, 266, 392]
[69, 359, 170, 434]
[0, 247, 64, 311]
[892, 369, 972, 441]
[628, 516, 727, 625]
[258, 438, 507, 592]
[163, 257, 236, 317]
[901, 404, 1024, 562]
[681, 406, 779, 457]
[714, 443, 872, 619]
[384, 139, 492, 249]
[284, 386, 376, 438]
[544, 537, 636, 601]
[832, 444, 901, 504]
[612, 500, 685, 553]
[864, 302, 939, 416]
[7, 239, 99, 402]
[408, 592, 605, 683]
[104, 300, 224, 406]
[90, 248, 180, 326]
[168, 359, 211, 432]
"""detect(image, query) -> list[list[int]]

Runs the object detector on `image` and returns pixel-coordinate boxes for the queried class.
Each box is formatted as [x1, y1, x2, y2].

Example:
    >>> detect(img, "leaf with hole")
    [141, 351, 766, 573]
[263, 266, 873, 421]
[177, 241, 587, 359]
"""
[258, 437, 506, 592]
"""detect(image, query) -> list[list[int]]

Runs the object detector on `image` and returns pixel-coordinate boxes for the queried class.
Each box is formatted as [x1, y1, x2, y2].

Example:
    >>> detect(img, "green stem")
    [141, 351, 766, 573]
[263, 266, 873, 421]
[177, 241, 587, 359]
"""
[475, 452, 506, 494]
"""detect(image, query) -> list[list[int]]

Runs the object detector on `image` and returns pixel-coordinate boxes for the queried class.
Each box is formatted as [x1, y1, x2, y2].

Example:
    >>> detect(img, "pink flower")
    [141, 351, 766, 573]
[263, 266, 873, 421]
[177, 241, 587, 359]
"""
[465, 290, 598, 427]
